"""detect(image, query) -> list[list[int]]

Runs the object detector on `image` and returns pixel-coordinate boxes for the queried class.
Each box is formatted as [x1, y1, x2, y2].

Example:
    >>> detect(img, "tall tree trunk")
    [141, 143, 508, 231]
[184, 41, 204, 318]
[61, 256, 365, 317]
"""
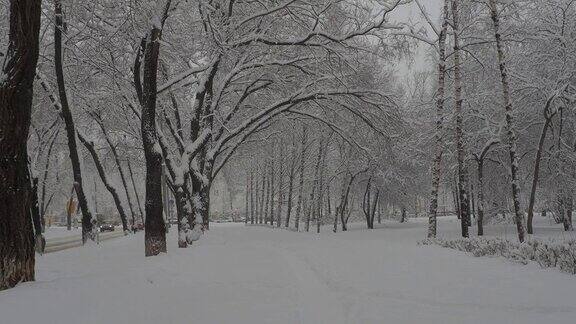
[307, 143, 323, 232]
[372, 190, 379, 228]
[333, 184, 339, 232]
[560, 195, 573, 231]
[78, 133, 129, 233]
[470, 183, 476, 219]
[316, 143, 327, 234]
[527, 113, 553, 234]
[0, 0, 41, 290]
[269, 157, 275, 226]
[427, 0, 450, 239]
[489, 0, 525, 242]
[363, 178, 374, 229]
[277, 147, 285, 227]
[252, 173, 264, 224]
[476, 160, 485, 236]
[54, 0, 93, 243]
[452, 0, 470, 238]
[452, 178, 460, 219]
[377, 194, 382, 225]
[285, 138, 296, 227]
[566, 197, 573, 231]
[259, 172, 265, 224]
[339, 169, 362, 231]
[251, 170, 256, 224]
[138, 8, 171, 255]
[244, 172, 250, 225]
[294, 126, 307, 231]
[264, 163, 270, 225]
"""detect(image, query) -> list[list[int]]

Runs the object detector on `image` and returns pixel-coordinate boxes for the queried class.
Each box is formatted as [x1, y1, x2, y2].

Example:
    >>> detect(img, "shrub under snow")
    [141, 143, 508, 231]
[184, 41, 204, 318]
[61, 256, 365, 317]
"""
[420, 237, 576, 275]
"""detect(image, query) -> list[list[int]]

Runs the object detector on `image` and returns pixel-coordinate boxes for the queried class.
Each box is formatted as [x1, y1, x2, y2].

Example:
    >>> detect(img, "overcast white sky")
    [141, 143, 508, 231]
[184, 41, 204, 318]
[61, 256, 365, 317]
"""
[389, 0, 444, 75]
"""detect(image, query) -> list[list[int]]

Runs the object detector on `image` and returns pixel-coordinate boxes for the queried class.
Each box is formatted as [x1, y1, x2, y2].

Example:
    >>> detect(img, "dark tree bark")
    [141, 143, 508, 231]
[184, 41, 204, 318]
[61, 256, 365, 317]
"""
[527, 104, 555, 234]
[54, 0, 93, 243]
[362, 177, 379, 229]
[0, 0, 41, 290]
[470, 183, 476, 220]
[136, 2, 173, 256]
[363, 178, 373, 229]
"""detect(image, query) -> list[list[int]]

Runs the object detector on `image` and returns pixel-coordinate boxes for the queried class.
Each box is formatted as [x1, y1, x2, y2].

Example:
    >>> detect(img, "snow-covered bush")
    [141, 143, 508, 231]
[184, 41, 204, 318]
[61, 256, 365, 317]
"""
[420, 237, 576, 275]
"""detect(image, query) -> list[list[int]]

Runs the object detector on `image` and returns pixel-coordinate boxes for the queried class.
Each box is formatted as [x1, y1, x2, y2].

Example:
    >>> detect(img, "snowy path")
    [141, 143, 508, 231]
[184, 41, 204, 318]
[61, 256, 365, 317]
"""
[1, 219, 576, 324]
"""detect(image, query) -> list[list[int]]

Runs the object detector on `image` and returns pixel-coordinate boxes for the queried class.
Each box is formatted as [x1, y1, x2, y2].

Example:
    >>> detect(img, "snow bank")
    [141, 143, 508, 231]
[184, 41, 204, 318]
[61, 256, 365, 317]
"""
[421, 237, 576, 274]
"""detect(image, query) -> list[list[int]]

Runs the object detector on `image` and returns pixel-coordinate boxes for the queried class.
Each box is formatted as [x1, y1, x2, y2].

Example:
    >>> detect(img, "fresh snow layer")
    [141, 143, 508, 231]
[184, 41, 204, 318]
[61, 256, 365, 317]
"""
[1, 218, 575, 324]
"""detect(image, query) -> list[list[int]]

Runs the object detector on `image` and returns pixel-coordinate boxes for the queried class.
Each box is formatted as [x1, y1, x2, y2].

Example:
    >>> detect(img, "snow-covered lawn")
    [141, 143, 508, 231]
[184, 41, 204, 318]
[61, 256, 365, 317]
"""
[1, 218, 575, 324]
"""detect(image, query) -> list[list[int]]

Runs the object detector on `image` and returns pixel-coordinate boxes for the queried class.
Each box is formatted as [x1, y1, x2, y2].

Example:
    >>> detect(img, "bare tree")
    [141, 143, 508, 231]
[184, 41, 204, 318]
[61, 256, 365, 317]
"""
[426, 0, 450, 238]
[54, 0, 93, 243]
[452, 0, 470, 238]
[488, 0, 525, 242]
[134, 0, 173, 256]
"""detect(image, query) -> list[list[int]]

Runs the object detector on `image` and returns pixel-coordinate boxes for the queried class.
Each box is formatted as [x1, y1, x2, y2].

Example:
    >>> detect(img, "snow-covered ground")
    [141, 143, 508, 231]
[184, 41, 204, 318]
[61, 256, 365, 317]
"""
[1, 217, 575, 324]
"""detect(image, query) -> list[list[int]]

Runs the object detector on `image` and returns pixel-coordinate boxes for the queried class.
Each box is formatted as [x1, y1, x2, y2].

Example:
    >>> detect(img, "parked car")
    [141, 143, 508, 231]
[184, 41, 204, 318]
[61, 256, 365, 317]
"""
[99, 224, 115, 232]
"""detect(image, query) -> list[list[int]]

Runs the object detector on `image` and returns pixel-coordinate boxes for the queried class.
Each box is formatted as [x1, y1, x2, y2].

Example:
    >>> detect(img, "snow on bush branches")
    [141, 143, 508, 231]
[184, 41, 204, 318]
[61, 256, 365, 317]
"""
[420, 237, 576, 275]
